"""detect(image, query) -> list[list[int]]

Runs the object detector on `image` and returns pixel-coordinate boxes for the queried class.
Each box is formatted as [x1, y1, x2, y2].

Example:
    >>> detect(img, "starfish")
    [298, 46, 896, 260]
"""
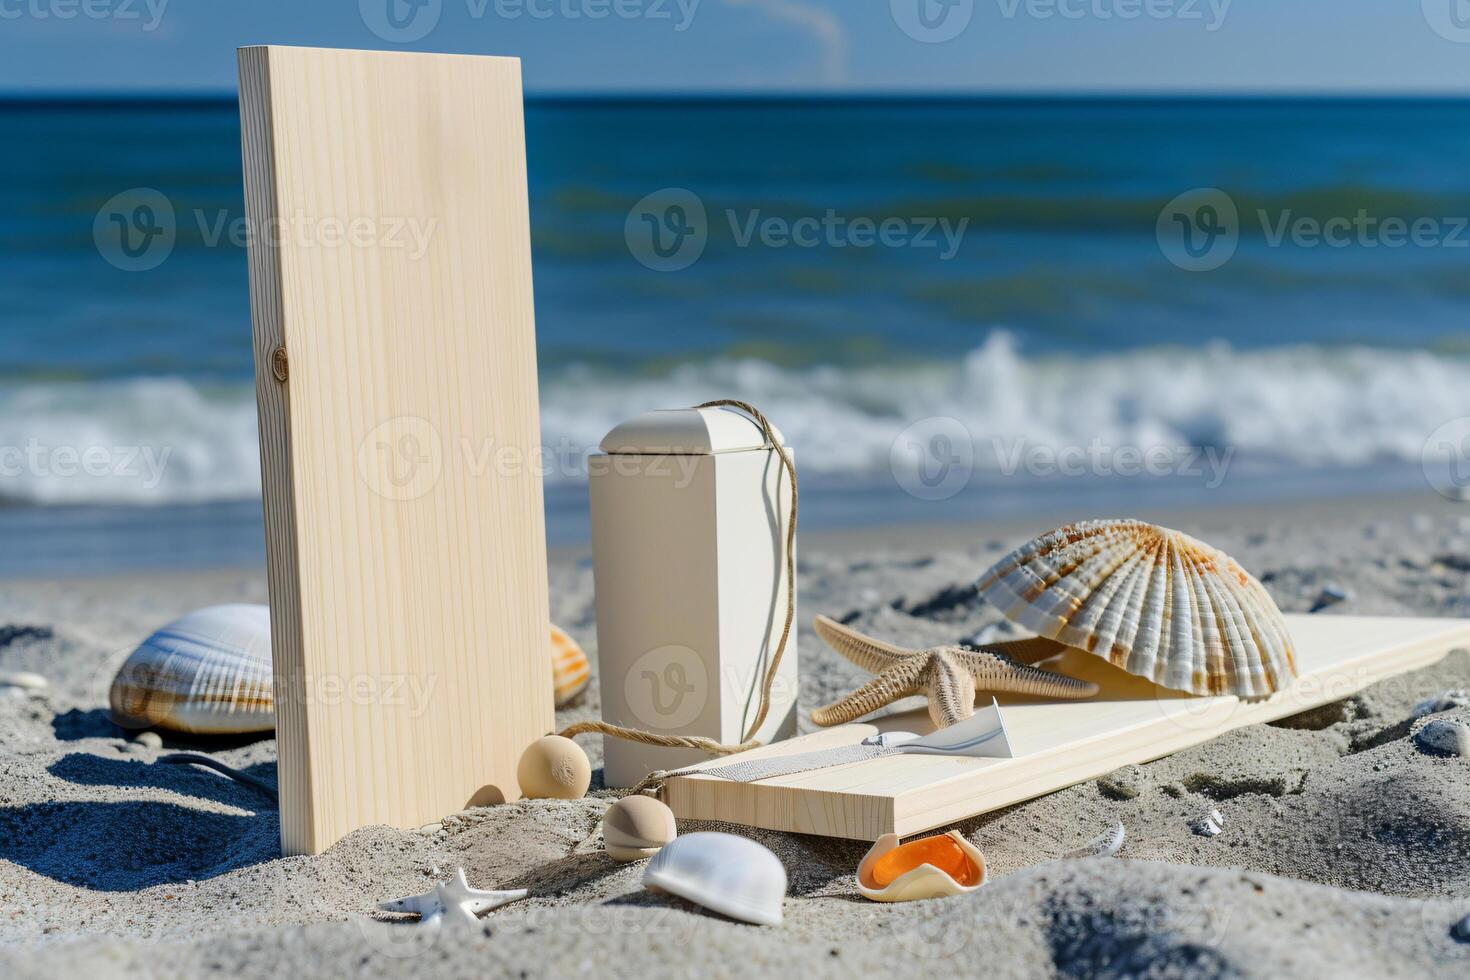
[380, 868, 528, 930]
[810, 615, 1099, 729]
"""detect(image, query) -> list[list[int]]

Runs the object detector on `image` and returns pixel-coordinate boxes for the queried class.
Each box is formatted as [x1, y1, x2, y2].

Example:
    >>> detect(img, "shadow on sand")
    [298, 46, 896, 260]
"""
[0, 798, 279, 890]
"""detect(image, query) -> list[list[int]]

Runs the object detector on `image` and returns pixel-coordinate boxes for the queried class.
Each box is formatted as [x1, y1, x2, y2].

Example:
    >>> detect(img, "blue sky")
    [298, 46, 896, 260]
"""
[1, 0, 1469, 94]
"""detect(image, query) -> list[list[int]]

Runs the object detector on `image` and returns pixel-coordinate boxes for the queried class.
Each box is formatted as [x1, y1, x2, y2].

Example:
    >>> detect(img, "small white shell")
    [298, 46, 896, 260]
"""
[0, 671, 48, 690]
[1414, 717, 1470, 757]
[1190, 810, 1225, 837]
[643, 832, 785, 925]
[977, 520, 1297, 697]
[1063, 821, 1126, 859]
[109, 604, 274, 734]
[856, 832, 987, 903]
[1413, 690, 1469, 719]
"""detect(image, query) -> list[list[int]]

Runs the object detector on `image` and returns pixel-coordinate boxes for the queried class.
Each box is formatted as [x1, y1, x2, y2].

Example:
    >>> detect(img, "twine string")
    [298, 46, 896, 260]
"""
[557, 400, 798, 794]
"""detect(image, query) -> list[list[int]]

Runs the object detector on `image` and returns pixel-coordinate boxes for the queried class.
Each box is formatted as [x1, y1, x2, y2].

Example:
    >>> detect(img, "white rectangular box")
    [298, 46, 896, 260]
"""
[589, 408, 798, 787]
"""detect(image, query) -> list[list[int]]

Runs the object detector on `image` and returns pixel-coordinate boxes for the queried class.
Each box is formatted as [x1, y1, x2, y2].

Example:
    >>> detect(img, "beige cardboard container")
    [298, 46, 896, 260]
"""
[589, 407, 799, 787]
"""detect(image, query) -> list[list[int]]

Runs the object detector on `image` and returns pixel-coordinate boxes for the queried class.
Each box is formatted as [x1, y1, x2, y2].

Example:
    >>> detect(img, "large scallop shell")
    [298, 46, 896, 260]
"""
[109, 604, 275, 734]
[551, 625, 590, 707]
[976, 520, 1296, 698]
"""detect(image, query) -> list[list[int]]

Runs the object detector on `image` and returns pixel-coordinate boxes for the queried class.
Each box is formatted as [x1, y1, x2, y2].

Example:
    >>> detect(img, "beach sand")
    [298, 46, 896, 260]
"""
[2, 492, 1469, 978]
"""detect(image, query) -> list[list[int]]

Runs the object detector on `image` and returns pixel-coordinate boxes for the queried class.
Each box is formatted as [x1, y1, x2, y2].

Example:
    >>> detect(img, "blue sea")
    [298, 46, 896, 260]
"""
[3, 96, 1470, 574]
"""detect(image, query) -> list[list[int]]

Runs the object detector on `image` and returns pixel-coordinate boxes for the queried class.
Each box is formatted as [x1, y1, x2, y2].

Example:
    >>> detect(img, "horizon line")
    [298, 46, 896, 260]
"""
[2, 89, 1470, 108]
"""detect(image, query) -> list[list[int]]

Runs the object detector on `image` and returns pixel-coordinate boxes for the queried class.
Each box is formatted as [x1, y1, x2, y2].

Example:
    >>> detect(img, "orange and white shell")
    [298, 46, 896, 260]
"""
[551, 624, 591, 707]
[856, 832, 988, 903]
[977, 520, 1296, 698]
[109, 604, 275, 734]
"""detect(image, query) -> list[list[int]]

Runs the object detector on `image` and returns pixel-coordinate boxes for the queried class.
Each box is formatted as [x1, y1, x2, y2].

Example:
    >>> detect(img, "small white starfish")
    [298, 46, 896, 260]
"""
[380, 868, 528, 930]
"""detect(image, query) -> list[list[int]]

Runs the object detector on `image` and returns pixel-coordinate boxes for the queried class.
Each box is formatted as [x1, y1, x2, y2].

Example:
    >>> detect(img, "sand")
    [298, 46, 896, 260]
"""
[2, 492, 1469, 978]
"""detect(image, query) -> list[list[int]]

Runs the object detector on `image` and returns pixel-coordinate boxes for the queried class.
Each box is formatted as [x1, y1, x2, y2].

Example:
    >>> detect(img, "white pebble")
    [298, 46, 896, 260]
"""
[132, 731, 163, 749]
[1415, 718, 1470, 758]
[1409, 514, 1434, 534]
[0, 671, 47, 690]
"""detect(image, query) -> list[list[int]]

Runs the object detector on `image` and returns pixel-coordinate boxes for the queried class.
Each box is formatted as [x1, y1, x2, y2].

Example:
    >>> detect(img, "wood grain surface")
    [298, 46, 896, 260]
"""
[665, 614, 1470, 840]
[238, 45, 552, 855]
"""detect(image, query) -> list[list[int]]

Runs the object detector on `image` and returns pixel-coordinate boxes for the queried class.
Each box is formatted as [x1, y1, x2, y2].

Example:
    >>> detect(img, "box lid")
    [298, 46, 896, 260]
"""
[599, 407, 788, 455]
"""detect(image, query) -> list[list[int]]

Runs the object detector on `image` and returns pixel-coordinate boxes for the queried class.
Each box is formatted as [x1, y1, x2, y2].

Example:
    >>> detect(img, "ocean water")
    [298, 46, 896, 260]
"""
[3, 97, 1469, 573]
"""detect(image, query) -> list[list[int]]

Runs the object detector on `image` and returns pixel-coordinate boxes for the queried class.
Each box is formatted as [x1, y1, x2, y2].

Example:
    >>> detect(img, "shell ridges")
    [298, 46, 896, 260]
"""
[976, 520, 1297, 698]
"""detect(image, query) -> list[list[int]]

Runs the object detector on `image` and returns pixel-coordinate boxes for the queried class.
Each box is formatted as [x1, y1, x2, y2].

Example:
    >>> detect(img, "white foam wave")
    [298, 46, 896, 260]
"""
[541, 333, 1470, 476]
[1, 336, 1464, 505]
[0, 377, 260, 506]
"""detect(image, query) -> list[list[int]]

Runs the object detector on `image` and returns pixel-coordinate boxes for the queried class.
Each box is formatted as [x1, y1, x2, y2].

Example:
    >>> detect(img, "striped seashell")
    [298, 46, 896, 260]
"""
[109, 604, 275, 734]
[551, 624, 590, 707]
[976, 520, 1296, 698]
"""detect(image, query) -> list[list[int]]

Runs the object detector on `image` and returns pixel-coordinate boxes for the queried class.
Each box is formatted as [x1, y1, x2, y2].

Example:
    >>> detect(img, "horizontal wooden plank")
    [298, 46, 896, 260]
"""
[664, 615, 1470, 840]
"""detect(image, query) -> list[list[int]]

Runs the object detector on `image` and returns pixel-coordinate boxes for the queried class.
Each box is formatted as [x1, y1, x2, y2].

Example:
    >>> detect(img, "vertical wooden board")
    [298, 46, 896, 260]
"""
[237, 46, 552, 855]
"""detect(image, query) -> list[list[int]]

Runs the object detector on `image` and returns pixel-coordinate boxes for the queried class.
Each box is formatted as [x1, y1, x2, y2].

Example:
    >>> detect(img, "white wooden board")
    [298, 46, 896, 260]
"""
[238, 46, 552, 855]
[664, 614, 1470, 841]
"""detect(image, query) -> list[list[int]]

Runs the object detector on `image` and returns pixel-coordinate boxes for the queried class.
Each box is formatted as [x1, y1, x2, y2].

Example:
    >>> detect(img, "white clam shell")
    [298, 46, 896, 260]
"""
[977, 520, 1297, 698]
[856, 832, 987, 903]
[109, 604, 274, 735]
[643, 832, 786, 925]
